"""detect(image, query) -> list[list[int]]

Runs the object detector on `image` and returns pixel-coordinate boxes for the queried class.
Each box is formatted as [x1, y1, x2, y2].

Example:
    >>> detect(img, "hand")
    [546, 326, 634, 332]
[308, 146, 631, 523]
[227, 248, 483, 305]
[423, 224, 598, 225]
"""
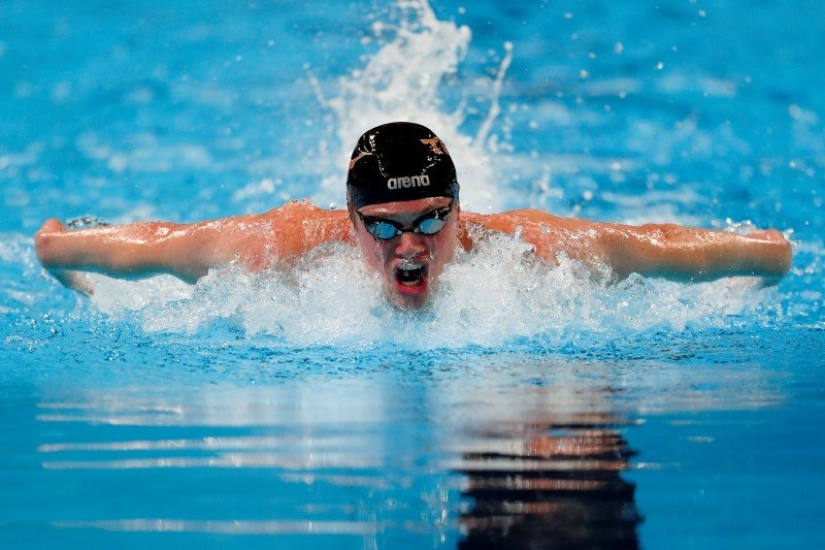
[744, 229, 793, 287]
[37, 218, 68, 236]
[36, 219, 95, 296]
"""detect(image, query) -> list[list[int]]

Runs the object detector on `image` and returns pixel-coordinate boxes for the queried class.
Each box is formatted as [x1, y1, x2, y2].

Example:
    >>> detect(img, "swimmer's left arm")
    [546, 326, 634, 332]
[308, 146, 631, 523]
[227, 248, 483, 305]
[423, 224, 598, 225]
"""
[595, 223, 793, 283]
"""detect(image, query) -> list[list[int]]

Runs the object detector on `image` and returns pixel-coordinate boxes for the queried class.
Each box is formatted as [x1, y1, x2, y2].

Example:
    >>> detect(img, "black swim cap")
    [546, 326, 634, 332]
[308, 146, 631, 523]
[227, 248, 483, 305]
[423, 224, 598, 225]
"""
[346, 122, 460, 209]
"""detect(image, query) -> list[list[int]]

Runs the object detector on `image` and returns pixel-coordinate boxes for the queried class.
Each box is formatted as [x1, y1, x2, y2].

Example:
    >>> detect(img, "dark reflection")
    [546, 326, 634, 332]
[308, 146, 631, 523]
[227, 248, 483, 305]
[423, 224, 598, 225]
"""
[456, 415, 641, 549]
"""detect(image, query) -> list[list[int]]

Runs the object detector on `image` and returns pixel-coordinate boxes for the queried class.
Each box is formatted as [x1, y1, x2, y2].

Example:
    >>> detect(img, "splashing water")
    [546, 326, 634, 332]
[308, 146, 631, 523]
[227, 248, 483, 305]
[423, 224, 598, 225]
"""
[28, 0, 790, 350]
[81, 233, 778, 351]
[313, 0, 507, 211]
[52, 0, 787, 349]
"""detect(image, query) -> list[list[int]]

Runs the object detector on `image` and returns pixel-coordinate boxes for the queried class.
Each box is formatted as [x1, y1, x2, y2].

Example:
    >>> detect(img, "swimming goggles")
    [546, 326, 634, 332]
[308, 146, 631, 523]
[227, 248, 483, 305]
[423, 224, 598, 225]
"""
[357, 201, 454, 240]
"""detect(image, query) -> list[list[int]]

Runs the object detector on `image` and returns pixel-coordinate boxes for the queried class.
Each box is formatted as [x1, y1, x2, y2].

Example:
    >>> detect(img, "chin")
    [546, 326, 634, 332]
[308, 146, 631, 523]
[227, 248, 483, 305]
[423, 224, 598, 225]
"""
[386, 284, 432, 310]
[395, 293, 430, 310]
[382, 266, 433, 310]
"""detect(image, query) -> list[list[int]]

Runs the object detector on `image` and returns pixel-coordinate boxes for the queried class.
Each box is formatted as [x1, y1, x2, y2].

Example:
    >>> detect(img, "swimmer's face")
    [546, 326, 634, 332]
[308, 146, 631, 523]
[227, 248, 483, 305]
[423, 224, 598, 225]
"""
[351, 197, 460, 310]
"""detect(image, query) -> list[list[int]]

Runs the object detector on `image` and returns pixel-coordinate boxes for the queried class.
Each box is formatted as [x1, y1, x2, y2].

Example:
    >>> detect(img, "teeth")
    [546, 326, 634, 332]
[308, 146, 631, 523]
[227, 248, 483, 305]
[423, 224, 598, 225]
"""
[396, 260, 426, 286]
[398, 261, 424, 272]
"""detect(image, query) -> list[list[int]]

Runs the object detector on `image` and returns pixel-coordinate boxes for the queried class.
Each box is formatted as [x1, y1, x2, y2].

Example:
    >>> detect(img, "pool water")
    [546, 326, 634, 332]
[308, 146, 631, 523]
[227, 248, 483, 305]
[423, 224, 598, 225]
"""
[2, 0, 824, 548]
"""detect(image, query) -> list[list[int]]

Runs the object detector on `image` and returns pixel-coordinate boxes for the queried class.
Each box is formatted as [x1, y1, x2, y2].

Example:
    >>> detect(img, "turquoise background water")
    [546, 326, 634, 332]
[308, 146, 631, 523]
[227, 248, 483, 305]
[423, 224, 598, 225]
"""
[2, 1, 824, 548]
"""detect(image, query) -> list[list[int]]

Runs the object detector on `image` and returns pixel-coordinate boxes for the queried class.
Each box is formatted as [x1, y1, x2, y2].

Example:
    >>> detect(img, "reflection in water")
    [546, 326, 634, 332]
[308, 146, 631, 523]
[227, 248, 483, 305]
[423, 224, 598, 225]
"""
[455, 416, 641, 549]
[30, 370, 643, 548]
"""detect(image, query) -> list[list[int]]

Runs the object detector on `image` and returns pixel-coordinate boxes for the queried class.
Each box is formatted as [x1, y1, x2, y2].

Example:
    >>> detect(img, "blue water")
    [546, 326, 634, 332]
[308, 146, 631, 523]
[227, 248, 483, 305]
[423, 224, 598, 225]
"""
[2, 0, 824, 548]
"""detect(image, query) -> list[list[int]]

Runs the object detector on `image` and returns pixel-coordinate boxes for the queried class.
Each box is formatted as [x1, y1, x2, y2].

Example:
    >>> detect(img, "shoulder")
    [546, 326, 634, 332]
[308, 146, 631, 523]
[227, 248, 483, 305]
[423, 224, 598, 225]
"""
[260, 199, 348, 222]
[253, 199, 349, 232]
[192, 200, 353, 271]
[461, 208, 593, 233]
[459, 208, 609, 261]
[258, 200, 354, 257]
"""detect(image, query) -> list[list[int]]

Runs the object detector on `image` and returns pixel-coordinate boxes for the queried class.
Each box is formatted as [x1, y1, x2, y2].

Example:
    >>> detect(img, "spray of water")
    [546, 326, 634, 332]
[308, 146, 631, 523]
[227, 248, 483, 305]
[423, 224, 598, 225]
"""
[313, 0, 506, 211]
[31, 0, 792, 350]
[79, 233, 778, 351]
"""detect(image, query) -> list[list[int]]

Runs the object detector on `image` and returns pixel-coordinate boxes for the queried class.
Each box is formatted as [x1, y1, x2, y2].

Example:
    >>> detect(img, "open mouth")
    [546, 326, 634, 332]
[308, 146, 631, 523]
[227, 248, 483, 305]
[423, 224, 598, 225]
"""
[394, 261, 428, 288]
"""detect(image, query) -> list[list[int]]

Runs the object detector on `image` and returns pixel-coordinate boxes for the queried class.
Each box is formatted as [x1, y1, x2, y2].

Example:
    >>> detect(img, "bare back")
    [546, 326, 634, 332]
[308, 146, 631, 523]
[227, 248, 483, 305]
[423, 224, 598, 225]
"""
[252, 200, 354, 267]
[461, 209, 605, 264]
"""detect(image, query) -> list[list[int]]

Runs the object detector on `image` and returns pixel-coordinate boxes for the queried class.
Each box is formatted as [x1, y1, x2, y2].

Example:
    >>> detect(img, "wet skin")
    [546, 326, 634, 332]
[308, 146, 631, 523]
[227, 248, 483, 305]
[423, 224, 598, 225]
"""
[352, 196, 460, 310]
[35, 197, 792, 306]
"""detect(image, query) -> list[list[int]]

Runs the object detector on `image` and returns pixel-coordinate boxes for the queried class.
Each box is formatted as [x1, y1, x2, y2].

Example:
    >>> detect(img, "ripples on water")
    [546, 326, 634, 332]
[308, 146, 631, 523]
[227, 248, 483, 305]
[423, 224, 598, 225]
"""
[26, 362, 648, 547]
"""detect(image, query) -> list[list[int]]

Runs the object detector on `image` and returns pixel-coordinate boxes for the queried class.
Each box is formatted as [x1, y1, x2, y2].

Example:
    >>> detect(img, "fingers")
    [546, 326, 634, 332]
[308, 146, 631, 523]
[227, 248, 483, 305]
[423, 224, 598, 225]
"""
[35, 219, 65, 267]
[38, 218, 67, 235]
[35, 218, 93, 295]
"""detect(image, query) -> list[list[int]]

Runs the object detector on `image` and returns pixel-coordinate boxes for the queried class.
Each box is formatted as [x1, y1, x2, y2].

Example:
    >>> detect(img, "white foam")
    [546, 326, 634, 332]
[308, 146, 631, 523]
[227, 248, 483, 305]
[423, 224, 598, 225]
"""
[312, 0, 505, 212]
[82, 237, 778, 350]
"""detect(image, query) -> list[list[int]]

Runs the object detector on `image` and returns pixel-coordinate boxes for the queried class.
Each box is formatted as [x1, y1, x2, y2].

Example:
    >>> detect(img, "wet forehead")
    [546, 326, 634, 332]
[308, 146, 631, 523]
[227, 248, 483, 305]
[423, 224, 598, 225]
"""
[358, 196, 453, 219]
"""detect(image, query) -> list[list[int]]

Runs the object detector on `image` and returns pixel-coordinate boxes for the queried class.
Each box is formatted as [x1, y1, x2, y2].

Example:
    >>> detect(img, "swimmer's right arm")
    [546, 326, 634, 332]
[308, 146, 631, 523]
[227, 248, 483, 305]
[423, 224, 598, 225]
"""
[35, 204, 354, 293]
[34, 217, 260, 292]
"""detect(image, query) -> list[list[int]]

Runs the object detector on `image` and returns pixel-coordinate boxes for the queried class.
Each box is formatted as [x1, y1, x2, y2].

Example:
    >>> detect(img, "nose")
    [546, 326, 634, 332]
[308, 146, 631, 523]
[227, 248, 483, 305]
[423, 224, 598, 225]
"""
[394, 231, 427, 258]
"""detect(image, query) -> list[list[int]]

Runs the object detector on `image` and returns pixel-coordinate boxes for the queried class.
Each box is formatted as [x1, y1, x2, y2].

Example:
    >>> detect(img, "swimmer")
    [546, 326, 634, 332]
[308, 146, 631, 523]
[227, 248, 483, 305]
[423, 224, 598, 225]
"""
[35, 122, 793, 309]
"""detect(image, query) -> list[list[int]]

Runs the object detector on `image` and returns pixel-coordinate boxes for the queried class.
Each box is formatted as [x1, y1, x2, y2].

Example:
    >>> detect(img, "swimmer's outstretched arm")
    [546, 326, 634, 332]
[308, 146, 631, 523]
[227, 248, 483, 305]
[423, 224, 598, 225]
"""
[595, 222, 793, 282]
[466, 210, 792, 283]
[34, 217, 257, 293]
[35, 203, 353, 294]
